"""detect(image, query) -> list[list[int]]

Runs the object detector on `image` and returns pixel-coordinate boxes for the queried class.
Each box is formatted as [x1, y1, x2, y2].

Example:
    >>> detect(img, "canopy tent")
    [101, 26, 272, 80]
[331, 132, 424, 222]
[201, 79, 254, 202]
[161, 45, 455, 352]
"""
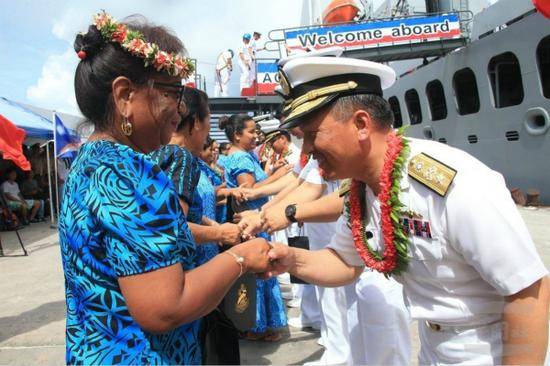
[0, 97, 53, 140]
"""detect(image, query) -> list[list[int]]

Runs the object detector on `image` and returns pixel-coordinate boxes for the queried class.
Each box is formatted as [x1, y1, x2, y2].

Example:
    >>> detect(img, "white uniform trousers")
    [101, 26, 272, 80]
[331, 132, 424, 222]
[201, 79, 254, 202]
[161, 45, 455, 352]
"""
[214, 69, 230, 97]
[316, 284, 353, 364]
[238, 61, 250, 90]
[354, 271, 411, 365]
[293, 284, 321, 326]
[418, 320, 503, 365]
[248, 59, 256, 85]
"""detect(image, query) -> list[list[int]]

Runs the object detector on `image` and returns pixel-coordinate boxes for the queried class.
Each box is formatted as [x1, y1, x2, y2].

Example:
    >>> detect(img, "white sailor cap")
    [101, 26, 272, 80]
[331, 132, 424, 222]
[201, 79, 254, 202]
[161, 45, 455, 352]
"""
[257, 118, 280, 134]
[277, 49, 396, 129]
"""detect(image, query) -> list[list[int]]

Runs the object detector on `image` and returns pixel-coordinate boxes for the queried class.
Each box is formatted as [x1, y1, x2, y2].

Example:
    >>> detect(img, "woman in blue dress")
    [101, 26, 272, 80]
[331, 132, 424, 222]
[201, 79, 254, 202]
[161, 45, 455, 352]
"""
[59, 13, 272, 365]
[149, 88, 243, 250]
[195, 136, 221, 265]
[220, 114, 288, 341]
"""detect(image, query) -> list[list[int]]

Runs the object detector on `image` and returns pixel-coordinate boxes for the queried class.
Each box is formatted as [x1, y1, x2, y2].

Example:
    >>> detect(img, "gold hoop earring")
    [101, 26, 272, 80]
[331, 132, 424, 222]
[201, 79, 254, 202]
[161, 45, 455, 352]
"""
[121, 117, 133, 136]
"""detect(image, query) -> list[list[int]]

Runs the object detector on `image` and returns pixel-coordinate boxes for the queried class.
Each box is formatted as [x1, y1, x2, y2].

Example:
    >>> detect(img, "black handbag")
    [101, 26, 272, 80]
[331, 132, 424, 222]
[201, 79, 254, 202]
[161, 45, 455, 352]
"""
[288, 226, 310, 284]
[200, 308, 240, 365]
[221, 271, 257, 331]
[226, 195, 251, 223]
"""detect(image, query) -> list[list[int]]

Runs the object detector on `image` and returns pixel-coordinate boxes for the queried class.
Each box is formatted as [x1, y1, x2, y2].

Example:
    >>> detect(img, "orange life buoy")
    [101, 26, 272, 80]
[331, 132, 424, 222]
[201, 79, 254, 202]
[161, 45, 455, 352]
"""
[322, 0, 360, 24]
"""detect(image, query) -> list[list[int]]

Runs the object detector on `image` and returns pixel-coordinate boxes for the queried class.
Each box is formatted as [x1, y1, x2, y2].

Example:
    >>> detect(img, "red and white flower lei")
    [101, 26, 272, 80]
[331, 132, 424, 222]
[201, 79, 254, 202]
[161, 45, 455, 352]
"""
[92, 11, 194, 79]
[346, 129, 410, 275]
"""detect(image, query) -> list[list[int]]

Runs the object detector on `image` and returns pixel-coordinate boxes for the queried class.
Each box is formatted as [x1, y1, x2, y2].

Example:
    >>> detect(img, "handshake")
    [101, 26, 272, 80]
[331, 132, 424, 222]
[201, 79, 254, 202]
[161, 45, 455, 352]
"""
[234, 208, 292, 238]
[231, 237, 295, 277]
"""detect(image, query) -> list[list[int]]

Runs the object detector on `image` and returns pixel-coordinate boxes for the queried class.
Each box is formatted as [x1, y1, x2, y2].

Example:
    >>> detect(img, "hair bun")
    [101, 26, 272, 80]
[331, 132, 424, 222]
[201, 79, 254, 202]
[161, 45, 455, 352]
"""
[218, 115, 230, 130]
[74, 25, 103, 59]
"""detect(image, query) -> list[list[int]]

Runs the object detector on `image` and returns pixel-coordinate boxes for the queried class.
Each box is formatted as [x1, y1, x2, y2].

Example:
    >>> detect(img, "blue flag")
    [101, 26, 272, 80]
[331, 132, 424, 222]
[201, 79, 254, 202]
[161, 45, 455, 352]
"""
[55, 114, 80, 159]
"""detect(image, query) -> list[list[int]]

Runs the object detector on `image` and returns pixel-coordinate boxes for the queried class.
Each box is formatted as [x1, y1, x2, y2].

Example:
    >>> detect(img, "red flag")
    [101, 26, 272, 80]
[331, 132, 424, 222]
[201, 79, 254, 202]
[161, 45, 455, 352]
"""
[0, 114, 31, 171]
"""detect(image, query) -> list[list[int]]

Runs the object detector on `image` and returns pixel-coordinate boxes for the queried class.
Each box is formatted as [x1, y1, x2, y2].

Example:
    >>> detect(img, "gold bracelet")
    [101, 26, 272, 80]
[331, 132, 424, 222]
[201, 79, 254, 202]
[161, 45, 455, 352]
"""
[224, 250, 245, 277]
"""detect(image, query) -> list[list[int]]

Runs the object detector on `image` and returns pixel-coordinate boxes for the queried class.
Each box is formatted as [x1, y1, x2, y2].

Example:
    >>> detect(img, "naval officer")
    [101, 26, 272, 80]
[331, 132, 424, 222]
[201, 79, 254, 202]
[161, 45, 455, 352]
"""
[266, 52, 549, 364]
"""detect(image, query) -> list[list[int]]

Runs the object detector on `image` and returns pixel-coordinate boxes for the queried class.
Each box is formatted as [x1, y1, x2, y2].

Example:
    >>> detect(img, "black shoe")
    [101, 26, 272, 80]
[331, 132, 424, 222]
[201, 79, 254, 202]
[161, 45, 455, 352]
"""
[30, 218, 40, 223]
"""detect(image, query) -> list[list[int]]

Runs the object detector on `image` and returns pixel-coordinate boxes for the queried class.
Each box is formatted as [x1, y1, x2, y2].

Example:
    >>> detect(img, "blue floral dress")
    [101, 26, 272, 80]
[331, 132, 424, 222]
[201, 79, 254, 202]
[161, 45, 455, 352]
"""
[59, 141, 201, 365]
[193, 159, 219, 265]
[201, 162, 227, 223]
[224, 151, 287, 333]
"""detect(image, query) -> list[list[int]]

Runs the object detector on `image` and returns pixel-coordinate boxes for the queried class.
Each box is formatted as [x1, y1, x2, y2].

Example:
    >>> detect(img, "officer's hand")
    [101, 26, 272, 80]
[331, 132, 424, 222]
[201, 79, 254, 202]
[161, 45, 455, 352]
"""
[233, 209, 257, 223]
[241, 187, 258, 201]
[261, 207, 290, 234]
[238, 213, 263, 237]
[231, 238, 272, 274]
[262, 242, 295, 279]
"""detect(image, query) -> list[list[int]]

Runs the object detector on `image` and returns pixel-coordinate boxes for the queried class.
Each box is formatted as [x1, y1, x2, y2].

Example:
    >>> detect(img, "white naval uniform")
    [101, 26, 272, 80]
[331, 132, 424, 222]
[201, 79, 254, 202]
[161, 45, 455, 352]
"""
[300, 158, 354, 364]
[301, 160, 411, 365]
[249, 38, 263, 85]
[214, 50, 232, 97]
[237, 42, 252, 90]
[284, 147, 321, 328]
[328, 138, 548, 365]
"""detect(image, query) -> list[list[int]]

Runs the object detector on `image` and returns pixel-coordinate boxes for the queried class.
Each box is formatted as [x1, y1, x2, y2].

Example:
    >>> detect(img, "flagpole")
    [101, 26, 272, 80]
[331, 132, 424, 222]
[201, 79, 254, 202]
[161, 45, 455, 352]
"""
[53, 111, 60, 225]
[45, 140, 56, 228]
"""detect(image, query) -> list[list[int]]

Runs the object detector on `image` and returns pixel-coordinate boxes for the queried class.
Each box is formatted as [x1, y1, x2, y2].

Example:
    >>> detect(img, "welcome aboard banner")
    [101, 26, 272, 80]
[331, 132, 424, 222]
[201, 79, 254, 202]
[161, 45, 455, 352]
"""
[284, 14, 461, 52]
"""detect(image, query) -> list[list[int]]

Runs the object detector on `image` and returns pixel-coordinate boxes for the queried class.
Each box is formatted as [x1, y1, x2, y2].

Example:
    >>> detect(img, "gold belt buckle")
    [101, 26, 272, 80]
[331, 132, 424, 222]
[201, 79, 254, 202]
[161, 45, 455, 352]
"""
[427, 321, 441, 331]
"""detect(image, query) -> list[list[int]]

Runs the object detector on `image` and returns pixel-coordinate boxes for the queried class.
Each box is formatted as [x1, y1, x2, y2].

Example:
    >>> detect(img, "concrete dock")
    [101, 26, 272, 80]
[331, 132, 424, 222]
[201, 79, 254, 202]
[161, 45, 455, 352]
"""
[1, 206, 549, 365]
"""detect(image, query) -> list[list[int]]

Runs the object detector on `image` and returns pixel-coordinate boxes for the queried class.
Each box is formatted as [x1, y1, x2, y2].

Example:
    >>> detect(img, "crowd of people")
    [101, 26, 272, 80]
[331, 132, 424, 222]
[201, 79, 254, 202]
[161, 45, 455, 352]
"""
[56, 11, 549, 366]
[0, 143, 66, 227]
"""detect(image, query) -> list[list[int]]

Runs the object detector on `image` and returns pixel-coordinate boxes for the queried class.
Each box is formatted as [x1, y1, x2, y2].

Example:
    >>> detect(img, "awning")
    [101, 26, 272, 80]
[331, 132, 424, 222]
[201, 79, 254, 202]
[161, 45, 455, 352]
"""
[0, 97, 53, 140]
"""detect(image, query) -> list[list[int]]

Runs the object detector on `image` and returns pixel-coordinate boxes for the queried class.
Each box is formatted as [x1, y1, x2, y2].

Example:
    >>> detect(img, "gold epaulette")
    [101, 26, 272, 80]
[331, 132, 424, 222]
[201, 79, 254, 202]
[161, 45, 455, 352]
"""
[339, 178, 352, 197]
[408, 153, 457, 197]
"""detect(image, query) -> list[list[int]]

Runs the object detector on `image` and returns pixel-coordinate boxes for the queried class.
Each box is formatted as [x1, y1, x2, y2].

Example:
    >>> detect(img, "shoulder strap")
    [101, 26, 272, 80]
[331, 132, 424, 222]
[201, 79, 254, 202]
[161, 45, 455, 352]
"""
[408, 153, 457, 197]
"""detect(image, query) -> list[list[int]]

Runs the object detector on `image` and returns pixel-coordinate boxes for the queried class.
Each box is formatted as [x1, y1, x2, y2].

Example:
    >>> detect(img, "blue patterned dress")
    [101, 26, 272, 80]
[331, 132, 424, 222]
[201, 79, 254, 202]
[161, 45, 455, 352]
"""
[193, 160, 219, 265]
[224, 151, 287, 333]
[202, 162, 226, 223]
[59, 141, 201, 365]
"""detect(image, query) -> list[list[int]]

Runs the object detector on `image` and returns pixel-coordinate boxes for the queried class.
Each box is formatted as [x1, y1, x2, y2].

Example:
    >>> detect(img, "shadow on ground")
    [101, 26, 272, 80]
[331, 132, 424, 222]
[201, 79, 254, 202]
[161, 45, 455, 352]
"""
[0, 300, 66, 343]
[240, 327, 322, 364]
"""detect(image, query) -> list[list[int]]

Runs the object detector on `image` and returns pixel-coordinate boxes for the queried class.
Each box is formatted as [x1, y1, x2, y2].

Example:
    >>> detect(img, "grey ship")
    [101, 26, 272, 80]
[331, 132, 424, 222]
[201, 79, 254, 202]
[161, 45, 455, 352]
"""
[292, 0, 550, 203]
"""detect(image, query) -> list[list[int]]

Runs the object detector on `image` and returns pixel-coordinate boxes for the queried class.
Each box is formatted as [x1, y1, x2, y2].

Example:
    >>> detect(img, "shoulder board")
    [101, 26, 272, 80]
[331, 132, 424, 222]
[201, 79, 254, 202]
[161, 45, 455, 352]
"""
[408, 153, 457, 197]
[338, 178, 352, 197]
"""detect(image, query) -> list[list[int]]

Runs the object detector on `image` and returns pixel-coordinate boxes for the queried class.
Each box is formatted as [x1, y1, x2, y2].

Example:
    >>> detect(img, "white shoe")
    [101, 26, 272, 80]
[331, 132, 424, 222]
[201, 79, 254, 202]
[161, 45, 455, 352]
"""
[288, 316, 321, 330]
[316, 337, 325, 347]
[287, 298, 301, 308]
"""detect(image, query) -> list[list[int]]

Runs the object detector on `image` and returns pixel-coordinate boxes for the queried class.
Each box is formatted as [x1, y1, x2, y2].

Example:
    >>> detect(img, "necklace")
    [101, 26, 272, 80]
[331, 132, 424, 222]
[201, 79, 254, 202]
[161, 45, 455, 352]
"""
[346, 129, 410, 275]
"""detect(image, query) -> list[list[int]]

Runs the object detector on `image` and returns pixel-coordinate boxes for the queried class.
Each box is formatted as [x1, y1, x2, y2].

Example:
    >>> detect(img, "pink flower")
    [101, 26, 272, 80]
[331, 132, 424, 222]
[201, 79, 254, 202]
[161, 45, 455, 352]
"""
[112, 24, 127, 43]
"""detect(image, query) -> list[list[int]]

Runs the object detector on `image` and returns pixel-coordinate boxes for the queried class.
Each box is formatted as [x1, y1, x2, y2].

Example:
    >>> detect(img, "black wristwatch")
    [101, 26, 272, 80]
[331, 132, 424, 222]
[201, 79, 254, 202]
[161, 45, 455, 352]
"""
[285, 204, 298, 223]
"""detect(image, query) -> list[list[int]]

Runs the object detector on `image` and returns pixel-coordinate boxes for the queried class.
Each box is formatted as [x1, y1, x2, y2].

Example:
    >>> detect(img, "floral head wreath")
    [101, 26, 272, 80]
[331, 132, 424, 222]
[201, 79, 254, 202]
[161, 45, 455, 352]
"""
[79, 10, 195, 79]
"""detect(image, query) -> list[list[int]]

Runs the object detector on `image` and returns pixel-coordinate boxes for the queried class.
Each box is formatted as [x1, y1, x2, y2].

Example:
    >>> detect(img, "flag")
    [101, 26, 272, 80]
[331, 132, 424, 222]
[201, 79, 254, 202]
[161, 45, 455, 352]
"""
[0, 114, 31, 170]
[54, 113, 80, 159]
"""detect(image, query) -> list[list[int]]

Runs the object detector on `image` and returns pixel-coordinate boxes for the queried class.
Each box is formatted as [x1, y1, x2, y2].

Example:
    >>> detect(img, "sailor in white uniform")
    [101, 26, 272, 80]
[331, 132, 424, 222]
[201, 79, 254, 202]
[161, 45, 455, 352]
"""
[267, 50, 550, 365]
[237, 33, 253, 91]
[248, 31, 263, 86]
[214, 49, 233, 97]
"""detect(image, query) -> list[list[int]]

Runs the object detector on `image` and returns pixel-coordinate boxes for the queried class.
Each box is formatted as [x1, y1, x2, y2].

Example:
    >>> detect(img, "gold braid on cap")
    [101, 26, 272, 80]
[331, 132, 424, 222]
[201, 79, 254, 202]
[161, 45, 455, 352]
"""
[290, 81, 358, 111]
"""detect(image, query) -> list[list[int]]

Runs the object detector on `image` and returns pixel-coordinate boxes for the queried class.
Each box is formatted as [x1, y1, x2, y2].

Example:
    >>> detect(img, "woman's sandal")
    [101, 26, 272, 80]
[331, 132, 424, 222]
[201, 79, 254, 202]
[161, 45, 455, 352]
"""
[244, 331, 265, 341]
[263, 332, 282, 342]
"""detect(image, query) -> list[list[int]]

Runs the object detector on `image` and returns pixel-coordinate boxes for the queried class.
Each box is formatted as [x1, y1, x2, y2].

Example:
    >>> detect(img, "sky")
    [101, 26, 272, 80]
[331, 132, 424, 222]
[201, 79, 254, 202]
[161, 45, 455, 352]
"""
[0, 0, 306, 116]
[0, 0, 494, 118]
